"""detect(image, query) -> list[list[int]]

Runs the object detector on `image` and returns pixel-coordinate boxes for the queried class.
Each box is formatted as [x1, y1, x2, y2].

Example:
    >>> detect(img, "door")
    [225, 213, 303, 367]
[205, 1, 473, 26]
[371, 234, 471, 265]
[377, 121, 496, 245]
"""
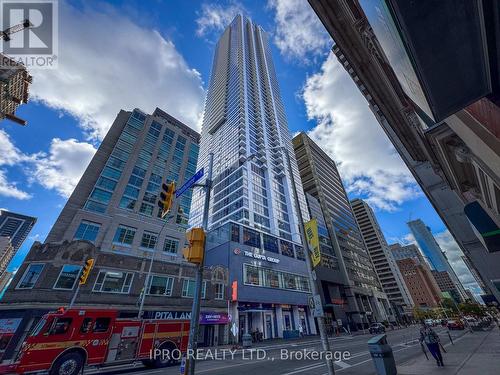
[239, 314, 246, 342]
[283, 312, 292, 331]
[265, 314, 273, 339]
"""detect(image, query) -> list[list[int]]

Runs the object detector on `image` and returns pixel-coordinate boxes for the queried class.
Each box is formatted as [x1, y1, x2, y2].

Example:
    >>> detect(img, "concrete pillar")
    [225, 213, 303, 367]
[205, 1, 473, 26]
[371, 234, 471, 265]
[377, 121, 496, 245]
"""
[275, 305, 284, 338]
[292, 305, 300, 331]
[307, 307, 317, 335]
[230, 302, 239, 344]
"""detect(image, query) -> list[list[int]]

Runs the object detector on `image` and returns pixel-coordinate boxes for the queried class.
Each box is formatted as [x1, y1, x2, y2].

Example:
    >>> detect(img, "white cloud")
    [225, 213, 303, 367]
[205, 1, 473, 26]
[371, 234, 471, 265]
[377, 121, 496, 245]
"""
[29, 139, 97, 198]
[267, 0, 330, 62]
[0, 130, 31, 200]
[196, 1, 246, 37]
[303, 54, 421, 211]
[24, 2, 205, 140]
[0, 129, 95, 199]
[0, 170, 31, 200]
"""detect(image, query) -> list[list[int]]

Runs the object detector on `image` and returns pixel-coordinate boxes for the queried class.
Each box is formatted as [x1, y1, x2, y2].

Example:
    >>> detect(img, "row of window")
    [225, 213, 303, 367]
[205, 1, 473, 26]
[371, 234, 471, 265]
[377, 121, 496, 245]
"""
[16, 263, 225, 299]
[243, 264, 310, 292]
[74, 221, 180, 253]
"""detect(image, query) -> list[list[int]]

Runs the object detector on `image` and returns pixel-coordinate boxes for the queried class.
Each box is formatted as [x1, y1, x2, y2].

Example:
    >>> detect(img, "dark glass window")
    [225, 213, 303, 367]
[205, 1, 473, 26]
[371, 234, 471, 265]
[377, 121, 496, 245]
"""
[243, 227, 260, 248]
[93, 318, 111, 333]
[280, 240, 294, 258]
[230, 223, 240, 243]
[263, 234, 279, 253]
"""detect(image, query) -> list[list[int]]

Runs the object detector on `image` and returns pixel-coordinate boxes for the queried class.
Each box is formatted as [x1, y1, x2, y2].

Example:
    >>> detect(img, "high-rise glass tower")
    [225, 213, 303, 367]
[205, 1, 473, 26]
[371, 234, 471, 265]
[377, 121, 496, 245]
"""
[408, 219, 467, 301]
[190, 15, 308, 243]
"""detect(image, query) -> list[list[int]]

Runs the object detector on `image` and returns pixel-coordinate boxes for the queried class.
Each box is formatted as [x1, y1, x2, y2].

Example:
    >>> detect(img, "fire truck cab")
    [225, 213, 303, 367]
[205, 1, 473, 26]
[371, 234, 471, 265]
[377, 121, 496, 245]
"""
[0, 308, 189, 375]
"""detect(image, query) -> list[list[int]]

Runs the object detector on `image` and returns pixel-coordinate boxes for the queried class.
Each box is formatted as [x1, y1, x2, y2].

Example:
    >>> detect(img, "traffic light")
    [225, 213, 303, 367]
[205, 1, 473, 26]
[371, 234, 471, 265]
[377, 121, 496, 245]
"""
[231, 281, 238, 301]
[182, 228, 205, 264]
[158, 181, 176, 218]
[79, 258, 95, 285]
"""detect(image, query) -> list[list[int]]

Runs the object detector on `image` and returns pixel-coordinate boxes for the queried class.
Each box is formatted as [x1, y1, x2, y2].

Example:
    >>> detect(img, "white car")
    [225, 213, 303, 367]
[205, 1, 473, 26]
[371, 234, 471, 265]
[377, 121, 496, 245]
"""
[424, 319, 434, 326]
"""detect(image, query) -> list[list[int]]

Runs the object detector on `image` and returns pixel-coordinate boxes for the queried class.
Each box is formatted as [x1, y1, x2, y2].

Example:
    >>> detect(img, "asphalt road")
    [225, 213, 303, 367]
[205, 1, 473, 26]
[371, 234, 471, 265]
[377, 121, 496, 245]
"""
[85, 325, 468, 375]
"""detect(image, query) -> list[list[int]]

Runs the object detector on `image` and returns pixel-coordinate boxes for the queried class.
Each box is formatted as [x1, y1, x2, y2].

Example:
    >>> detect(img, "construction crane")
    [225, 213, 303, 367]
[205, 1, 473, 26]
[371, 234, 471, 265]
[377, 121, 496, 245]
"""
[2, 19, 32, 42]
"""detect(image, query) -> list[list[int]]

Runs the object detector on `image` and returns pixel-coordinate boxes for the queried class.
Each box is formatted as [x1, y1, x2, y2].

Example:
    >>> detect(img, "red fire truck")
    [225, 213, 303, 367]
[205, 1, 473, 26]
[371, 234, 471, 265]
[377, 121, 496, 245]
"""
[0, 308, 190, 375]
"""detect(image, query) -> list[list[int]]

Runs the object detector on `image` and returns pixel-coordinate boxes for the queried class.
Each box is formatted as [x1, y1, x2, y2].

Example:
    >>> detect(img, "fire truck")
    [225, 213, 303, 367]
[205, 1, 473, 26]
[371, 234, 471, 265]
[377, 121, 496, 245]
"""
[0, 308, 190, 375]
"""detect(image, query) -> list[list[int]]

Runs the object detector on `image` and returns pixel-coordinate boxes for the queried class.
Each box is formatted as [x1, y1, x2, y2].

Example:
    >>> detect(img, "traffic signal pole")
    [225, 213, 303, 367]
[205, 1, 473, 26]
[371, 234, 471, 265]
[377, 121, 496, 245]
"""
[283, 148, 335, 375]
[186, 153, 213, 375]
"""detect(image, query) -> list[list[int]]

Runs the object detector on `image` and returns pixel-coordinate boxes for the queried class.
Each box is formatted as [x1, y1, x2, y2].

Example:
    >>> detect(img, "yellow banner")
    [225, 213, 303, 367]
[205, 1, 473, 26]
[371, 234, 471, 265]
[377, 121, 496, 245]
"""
[305, 219, 321, 268]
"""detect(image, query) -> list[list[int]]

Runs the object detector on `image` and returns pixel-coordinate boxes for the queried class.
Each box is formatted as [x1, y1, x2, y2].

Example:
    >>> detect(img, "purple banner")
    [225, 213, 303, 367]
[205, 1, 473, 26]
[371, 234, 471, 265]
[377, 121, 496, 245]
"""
[199, 312, 230, 325]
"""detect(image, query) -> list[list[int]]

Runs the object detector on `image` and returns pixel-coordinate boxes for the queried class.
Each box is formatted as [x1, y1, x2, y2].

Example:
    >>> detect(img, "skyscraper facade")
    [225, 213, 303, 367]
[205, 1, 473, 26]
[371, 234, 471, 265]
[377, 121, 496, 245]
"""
[0, 210, 36, 252]
[351, 199, 413, 320]
[192, 15, 316, 340]
[408, 219, 467, 301]
[1, 109, 229, 359]
[293, 132, 393, 327]
[189, 14, 308, 244]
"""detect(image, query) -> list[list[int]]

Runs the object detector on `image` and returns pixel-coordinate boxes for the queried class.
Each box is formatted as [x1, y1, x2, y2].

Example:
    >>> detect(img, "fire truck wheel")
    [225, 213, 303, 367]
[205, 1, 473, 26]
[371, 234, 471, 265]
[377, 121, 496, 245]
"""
[145, 342, 179, 368]
[50, 352, 84, 375]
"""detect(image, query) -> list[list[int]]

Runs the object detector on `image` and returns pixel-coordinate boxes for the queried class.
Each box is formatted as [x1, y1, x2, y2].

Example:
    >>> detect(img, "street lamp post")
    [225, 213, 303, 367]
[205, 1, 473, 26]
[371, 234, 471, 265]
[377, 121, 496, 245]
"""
[186, 153, 214, 375]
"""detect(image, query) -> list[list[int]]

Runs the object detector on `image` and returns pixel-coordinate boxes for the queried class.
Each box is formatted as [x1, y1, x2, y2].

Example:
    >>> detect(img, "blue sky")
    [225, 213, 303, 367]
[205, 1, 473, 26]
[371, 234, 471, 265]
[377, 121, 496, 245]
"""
[0, 0, 481, 297]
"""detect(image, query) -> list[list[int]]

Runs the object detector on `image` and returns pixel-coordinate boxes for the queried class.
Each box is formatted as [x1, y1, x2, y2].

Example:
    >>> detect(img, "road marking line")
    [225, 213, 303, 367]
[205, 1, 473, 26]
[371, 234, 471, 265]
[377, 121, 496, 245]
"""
[282, 363, 326, 375]
[335, 361, 351, 369]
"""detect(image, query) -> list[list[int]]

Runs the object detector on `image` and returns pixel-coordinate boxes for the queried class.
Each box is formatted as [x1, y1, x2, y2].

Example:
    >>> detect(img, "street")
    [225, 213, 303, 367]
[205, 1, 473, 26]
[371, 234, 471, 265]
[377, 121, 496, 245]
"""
[84, 326, 467, 375]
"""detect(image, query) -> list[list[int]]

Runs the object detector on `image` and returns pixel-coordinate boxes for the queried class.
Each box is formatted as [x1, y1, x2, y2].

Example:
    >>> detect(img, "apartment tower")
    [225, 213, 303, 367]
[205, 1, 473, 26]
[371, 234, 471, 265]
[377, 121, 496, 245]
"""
[189, 14, 308, 243]
[351, 199, 413, 320]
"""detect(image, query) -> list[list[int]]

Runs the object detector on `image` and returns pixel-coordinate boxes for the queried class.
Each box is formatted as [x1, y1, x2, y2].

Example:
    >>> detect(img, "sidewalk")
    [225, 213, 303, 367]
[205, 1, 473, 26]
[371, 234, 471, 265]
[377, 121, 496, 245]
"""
[397, 327, 500, 374]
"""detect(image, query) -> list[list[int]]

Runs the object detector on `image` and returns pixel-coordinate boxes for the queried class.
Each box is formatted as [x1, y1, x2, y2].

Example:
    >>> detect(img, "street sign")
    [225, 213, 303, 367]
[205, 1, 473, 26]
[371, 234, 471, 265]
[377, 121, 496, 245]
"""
[231, 322, 239, 337]
[305, 219, 321, 268]
[308, 294, 324, 317]
[176, 168, 204, 198]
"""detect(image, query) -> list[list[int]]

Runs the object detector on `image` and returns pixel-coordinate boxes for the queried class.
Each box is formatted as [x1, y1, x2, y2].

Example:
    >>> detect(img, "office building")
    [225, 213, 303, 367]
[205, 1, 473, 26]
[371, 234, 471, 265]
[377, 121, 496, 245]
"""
[0, 54, 32, 125]
[432, 270, 463, 304]
[0, 238, 14, 277]
[408, 219, 467, 301]
[293, 132, 393, 327]
[192, 15, 316, 340]
[0, 108, 228, 361]
[351, 199, 413, 321]
[0, 271, 12, 295]
[396, 257, 442, 309]
[308, 0, 500, 304]
[189, 14, 308, 244]
[0, 210, 36, 252]
[390, 243, 425, 263]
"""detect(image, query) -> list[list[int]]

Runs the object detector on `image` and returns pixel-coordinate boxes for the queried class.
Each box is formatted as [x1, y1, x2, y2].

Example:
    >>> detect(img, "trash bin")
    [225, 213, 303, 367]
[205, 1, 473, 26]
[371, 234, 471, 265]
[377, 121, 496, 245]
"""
[367, 334, 397, 375]
[242, 333, 252, 348]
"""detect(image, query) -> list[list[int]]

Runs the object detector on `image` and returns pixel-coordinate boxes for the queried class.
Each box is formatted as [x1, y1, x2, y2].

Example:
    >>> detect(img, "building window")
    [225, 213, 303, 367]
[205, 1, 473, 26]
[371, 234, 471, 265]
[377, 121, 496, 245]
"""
[244, 265, 261, 286]
[182, 279, 206, 298]
[74, 221, 100, 242]
[163, 237, 179, 254]
[280, 240, 295, 258]
[141, 231, 158, 249]
[53, 265, 82, 290]
[113, 225, 136, 246]
[243, 227, 261, 248]
[17, 263, 44, 289]
[215, 282, 225, 300]
[148, 275, 174, 296]
[263, 234, 279, 253]
[93, 270, 134, 293]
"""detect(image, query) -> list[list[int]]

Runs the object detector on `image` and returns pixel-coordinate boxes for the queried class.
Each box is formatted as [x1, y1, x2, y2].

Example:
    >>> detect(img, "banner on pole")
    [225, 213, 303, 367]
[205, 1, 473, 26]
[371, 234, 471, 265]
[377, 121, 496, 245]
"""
[305, 219, 321, 268]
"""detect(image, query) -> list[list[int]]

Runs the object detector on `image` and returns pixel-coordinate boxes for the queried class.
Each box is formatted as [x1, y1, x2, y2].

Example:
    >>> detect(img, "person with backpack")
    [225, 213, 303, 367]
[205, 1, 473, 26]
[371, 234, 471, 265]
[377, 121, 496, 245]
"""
[419, 321, 444, 366]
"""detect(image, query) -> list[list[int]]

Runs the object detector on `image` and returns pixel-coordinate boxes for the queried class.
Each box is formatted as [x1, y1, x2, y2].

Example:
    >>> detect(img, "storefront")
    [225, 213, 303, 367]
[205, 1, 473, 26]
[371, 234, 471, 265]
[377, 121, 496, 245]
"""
[205, 222, 317, 342]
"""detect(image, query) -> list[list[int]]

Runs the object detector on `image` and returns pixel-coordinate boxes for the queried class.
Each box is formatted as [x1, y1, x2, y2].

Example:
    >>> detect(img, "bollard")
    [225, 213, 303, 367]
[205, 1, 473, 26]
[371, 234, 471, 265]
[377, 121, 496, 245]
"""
[367, 334, 397, 375]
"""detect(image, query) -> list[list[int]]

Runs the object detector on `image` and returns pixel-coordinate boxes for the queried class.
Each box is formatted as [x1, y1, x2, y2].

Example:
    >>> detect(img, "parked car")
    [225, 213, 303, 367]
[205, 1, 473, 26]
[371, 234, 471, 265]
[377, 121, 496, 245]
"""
[424, 319, 435, 326]
[369, 323, 386, 334]
[447, 319, 465, 330]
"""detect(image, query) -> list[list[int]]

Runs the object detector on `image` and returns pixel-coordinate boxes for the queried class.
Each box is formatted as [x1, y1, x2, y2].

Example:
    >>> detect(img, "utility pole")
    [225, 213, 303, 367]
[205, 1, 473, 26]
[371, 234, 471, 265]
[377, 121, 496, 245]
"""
[283, 148, 335, 375]
[185, 153, 213, 375]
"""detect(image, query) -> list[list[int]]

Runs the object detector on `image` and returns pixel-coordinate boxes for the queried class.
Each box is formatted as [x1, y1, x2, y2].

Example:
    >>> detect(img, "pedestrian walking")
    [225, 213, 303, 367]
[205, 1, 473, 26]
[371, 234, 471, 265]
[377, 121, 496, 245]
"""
[419, 322, 444, 367]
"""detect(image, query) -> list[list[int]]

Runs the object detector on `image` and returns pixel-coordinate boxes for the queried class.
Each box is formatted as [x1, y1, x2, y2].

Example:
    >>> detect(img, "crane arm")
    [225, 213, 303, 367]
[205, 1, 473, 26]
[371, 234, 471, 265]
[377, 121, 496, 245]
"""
[2, 19, 32, 42]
